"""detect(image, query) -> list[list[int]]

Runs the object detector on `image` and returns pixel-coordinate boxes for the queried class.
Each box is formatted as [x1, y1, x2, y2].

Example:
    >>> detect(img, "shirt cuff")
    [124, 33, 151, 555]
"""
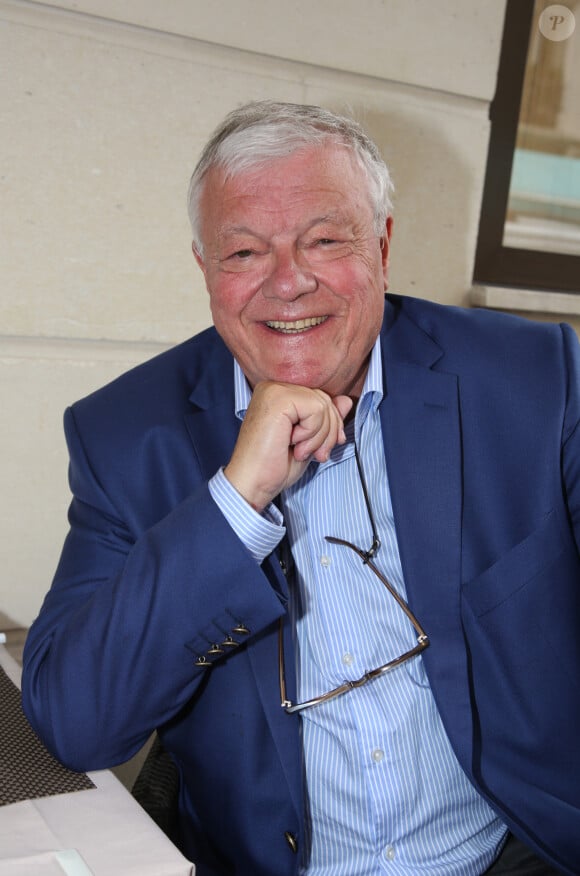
[208, 468, 286, 564]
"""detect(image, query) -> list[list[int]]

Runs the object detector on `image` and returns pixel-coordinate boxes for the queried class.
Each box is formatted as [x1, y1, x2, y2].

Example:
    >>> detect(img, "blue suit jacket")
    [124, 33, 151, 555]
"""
[23, 295, 580, 875]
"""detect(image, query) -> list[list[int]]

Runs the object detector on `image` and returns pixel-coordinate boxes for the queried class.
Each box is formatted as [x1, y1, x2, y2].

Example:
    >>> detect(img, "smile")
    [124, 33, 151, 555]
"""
[265, 316, 328, 334]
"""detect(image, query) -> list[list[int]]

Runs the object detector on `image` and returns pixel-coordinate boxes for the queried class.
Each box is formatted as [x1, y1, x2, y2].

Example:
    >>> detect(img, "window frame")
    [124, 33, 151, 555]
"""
[473, 0, 580, 294]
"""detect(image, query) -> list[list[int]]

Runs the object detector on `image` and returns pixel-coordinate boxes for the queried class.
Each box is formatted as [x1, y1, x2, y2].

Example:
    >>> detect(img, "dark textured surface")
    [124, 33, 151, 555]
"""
[0, 664, 95, 806]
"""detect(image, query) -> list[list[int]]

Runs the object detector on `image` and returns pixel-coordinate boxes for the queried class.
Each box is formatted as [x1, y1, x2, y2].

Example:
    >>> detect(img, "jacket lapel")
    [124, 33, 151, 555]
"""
[183, 340, 303, 816]
[183, 339, 240, 475]
[380, 300, 474, 771]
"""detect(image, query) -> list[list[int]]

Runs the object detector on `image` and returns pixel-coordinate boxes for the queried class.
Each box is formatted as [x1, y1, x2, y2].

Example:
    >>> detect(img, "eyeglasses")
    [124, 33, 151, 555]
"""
[278, 445, 430, 715]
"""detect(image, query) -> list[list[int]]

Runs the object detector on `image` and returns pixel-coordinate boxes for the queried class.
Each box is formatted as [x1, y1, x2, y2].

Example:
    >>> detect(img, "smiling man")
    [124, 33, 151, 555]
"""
[195, 139, 390, 511]
[195, 144, 388, 397]
[23, 102, 580, 876]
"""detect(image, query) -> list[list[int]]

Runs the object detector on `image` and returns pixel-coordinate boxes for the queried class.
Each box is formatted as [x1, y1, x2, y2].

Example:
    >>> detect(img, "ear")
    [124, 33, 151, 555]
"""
[192, 243, 208, 282]
[379, 216, 394, 290]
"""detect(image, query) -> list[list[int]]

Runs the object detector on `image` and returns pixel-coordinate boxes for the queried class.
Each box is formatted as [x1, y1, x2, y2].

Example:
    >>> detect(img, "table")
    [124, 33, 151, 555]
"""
[0, 645, 194, 876]
[0, 610, 27, 665]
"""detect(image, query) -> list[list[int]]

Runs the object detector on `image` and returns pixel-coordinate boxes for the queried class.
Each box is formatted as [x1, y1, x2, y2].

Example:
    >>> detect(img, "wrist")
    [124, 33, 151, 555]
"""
[223, 463, 271, 513]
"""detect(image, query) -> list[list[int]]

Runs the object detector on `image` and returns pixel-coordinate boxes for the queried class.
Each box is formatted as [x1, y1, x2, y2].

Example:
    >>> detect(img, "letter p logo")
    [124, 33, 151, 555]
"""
[539, 5, 576, 40]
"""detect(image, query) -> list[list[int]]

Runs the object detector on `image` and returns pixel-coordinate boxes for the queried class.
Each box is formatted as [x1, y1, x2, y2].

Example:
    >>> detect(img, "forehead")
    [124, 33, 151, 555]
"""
[199, 144, 373, 235]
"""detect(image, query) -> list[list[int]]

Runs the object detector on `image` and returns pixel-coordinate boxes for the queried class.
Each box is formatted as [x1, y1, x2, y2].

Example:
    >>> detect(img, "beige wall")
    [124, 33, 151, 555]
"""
[1, 0, 510, 624]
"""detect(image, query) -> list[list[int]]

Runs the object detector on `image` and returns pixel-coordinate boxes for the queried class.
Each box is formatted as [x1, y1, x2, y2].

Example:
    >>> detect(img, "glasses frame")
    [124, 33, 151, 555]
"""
[279, 535, 429, 714]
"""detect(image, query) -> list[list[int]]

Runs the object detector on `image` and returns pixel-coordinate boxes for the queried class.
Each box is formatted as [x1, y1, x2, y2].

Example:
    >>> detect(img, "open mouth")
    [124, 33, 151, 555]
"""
[265, 316, 328, 334]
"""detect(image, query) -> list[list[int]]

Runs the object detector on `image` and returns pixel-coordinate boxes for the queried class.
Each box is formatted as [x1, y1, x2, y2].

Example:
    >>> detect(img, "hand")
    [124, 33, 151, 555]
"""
[224, 381, 353, 511]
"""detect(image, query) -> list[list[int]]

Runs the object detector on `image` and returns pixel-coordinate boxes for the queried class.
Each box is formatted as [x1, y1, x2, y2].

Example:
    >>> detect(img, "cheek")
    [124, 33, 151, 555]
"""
[208, 289, 239, 340]
[211, 269, 265, 306]
[208, 277, 247, 321]
[208, 282, 263, 353]
[321, 254, 382, 295]
[344, 275, 385, 343]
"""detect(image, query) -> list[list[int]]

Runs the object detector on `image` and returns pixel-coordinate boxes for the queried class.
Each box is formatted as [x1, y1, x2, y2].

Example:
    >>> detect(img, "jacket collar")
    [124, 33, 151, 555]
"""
[379, 296, 474, 771]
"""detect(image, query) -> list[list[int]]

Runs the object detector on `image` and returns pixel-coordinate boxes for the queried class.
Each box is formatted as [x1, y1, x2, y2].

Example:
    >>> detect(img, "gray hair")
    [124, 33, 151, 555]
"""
[187, 100, 394, 254]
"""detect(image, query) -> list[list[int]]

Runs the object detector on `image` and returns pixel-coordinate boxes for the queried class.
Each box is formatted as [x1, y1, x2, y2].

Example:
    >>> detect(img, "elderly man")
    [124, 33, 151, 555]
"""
[23, 102, 580, 875]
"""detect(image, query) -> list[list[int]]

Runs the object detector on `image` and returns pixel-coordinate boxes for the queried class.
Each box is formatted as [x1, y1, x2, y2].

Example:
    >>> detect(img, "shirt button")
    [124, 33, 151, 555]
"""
[342, 652, 354, 666]
[385, 844, 396, 861]
[320, 555, 331, 567]
[371, 748, 384, 763]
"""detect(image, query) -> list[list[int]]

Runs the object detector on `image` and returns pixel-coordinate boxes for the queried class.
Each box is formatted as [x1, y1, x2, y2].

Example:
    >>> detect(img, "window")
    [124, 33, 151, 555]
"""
[474, 0, 580, 297]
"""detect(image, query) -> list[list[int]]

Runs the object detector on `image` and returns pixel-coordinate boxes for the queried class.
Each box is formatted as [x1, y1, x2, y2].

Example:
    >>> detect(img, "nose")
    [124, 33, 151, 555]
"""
[262, 247, 318, 300]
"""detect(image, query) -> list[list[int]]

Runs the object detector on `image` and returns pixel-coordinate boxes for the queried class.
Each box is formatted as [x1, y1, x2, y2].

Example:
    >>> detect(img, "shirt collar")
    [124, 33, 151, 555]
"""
[233, 335, 384, 425]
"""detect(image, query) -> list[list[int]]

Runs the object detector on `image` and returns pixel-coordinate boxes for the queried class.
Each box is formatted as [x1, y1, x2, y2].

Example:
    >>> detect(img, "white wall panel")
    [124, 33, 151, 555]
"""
[0, 0, 507, 624]
[0, 344, 165, 624]
[26, 0, 506, 101]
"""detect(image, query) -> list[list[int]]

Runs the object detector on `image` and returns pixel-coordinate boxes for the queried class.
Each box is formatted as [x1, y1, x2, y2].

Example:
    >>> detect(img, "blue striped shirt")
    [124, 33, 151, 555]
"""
[209, 341, 507, 874]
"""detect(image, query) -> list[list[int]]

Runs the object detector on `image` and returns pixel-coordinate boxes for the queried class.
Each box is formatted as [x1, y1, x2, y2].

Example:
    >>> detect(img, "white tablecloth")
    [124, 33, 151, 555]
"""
[0, 646, 194, 876]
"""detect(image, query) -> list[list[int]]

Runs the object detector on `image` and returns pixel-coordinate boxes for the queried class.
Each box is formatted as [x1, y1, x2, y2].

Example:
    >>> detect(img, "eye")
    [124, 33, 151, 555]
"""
[231, 249, 254, 259]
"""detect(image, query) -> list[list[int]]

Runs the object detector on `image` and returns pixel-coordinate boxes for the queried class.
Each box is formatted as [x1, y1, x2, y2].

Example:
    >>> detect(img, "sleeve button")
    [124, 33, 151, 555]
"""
[220, 636, 239, 648]
[194, 656, 212, 668]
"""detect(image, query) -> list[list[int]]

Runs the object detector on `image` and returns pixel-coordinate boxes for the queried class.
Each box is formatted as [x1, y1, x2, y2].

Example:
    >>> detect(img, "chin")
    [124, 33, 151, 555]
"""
[274, 369, 330, 389]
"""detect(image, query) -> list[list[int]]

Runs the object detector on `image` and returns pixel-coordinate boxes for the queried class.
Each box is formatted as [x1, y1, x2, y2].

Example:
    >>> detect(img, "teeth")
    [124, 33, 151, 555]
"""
[266, 316, 327, 334]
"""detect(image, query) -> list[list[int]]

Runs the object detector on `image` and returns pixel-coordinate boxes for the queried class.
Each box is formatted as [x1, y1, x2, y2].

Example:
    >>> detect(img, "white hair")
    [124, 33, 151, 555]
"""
[187, 100, 394, 254]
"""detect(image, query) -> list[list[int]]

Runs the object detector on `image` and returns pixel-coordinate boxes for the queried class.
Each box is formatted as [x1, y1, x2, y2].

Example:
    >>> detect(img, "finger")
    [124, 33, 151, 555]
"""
[304, 393, 353, 453]
[333, 394, 354, 425]
[288, 391, 332, 442]
[291, 404, 344, 462]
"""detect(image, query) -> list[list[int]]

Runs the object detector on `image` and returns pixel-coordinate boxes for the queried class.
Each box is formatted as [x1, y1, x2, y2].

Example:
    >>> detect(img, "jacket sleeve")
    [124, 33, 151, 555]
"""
[21, 404, 288, 772]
